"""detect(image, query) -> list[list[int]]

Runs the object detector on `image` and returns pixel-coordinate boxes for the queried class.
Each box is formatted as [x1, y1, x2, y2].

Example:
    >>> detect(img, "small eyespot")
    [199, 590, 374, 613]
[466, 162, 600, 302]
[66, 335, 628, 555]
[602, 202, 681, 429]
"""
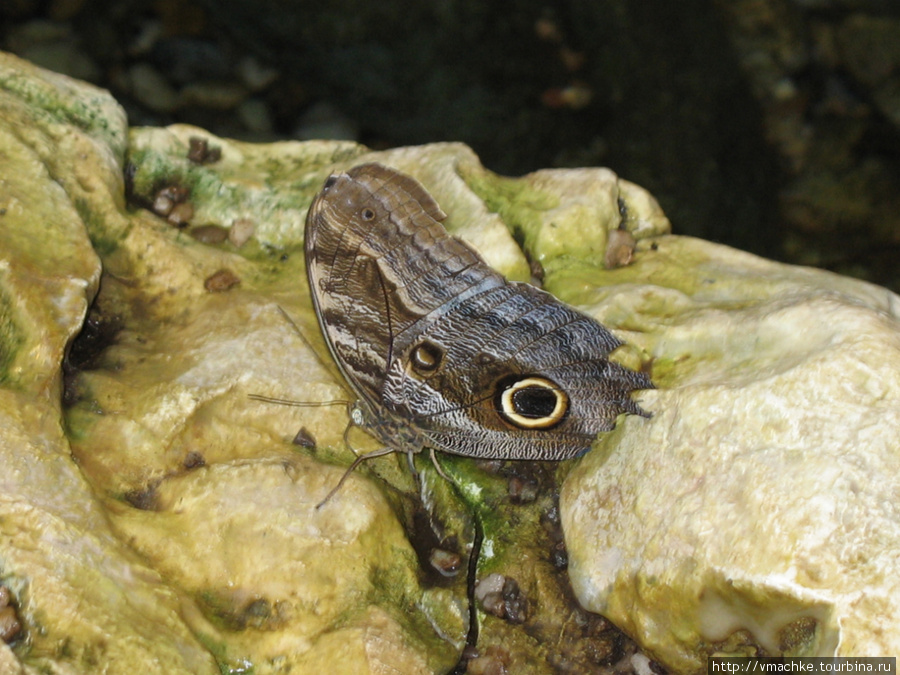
[474, 352, 497, 366]
[361, 207, 376, 221]
[323, 175, 338, 189]
[495, 376, 568, 430]
[410, 341, 443, 374]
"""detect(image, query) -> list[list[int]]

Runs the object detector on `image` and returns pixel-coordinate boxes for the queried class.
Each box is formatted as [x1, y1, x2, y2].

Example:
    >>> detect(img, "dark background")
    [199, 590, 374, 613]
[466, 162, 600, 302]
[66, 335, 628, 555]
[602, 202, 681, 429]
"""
[4, 0, 900, 290]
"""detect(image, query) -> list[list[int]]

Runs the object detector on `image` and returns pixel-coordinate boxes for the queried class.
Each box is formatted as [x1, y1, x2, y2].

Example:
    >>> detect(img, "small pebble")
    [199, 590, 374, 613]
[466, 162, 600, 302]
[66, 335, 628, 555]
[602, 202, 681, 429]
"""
[190, 224, 229, 244]
[151, 37, 231, 84]
[127, 18, 163, 57]
[5, 20, 69, 54]
[474, 459, 504, 475]
[127, 62, 180, 113]
[204, 269, 240, 292]
[475, 574, 528, 624]
[152, 193, 174, 216]
[124, 484, 159, 511]
[237, 55, 279, 91]
[631, 652, 656, 675]
[474, 573, 505, 604]
[605, 228, 636, 269]
[534, 17, 563, 43]
[167, 201, 194, 227]
[241, 598, 272, 630]
[237, 97, 274, 134]
[0, 606, 21, 643]
[157, 184, 190, 203]
[228, 218, 255, 248]
[183, 451, 205, 469]
[541, 82, 593, 110]
[294, 101, 359, 141]
[22, 40, 101, 82]
[559, 46, 586, 72]
[180, 81, 247, 110]
[187, 136, 222, 164]
[507, 475, 539, 503]
[428, 548, 462, 577]
[550, 541, 568, 570]
[292, 427, 316, 448]
[466, 645, 511, 675]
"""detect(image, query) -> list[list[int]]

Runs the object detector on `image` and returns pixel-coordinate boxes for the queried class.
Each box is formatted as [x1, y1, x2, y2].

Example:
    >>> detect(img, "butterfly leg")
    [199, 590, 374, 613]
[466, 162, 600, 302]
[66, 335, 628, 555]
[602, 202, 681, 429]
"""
[429, 447, 451, 482]
[316, 446, 397, 509]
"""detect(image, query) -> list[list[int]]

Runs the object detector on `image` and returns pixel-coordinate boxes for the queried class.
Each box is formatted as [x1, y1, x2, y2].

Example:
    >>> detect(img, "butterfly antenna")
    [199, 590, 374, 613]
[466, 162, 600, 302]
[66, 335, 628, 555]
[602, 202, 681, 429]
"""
[273, 304, 346, 384]
[249, 304, 351, 406]
[248, 394, 350, 407]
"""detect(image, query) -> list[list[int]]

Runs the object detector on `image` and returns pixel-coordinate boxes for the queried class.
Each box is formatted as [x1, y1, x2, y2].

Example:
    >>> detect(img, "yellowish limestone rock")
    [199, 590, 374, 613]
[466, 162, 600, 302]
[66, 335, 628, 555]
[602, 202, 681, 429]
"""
[0, 51, 217, 675]
[562, 237, 900, 670]
[11, 41, 899, 675]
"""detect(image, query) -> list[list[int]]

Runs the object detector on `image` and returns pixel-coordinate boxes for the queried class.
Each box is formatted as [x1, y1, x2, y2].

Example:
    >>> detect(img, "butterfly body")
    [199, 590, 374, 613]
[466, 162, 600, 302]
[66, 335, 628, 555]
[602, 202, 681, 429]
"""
[305, 163, 651, 463]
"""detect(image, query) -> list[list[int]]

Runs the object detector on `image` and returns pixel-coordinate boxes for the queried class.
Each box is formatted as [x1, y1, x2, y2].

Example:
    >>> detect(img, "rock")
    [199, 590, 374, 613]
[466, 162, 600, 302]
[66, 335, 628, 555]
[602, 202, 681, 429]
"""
[562, 237, 900, 670]
[179, 80, 247, 110]
[0, 51, 472, 674]
[149, 37, 232, 85]
[127, 62, 180, 113]
[4, 19, 70, 54]
[836, 16, 900, 88]
[236, 96, 274, 134]
[294, 100, 360, 141]
[0, 51, 217, 674]
[236, 55, 279, 92]
[20, 39, 100, 82]
[6, 19, 100, 82]
[6, 42, 900, 675]
[836, 16, 900, 126]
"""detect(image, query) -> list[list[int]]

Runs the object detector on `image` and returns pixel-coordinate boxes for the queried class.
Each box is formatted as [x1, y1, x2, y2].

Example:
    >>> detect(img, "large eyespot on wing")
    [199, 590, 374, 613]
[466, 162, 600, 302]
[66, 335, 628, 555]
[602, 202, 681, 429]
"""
[494, 375, 569, 430]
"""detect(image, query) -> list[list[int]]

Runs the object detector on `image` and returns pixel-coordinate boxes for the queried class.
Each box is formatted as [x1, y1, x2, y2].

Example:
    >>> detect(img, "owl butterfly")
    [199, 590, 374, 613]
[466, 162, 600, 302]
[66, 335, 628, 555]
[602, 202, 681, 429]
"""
[304, 163, 651, 502]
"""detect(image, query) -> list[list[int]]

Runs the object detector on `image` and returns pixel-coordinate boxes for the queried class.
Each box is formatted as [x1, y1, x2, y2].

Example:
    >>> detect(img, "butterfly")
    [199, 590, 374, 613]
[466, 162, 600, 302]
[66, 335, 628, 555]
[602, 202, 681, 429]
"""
[300, 163, 651, 502]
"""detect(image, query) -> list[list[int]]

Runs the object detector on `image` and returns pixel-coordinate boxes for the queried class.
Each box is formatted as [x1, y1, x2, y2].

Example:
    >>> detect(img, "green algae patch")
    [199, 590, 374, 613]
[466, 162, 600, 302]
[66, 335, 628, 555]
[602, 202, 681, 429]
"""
[0, 55, 127, 157]
[434, 451, 631, 673]
[127, 126, 369, 249]
[0, 291, 24, 387]
[464, 162, 670, 275]
[460, 162, 558, 260]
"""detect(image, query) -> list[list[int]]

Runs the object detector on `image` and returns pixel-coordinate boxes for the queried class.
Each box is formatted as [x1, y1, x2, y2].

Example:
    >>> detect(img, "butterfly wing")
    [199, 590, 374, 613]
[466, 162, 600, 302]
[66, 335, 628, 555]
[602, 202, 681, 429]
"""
[305, 163, 651, 460]
[305, 162, 505, 409]
[382, 279, 651, 460]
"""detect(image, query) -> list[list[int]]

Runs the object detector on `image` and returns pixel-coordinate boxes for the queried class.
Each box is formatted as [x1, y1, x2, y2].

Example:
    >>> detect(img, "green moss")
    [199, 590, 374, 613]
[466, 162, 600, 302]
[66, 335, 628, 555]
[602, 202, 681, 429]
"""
[0, 66, 126, 157]
[74, 197, 128, 256]
[0, 290, 23, 386]
[460, 163, 557, 260]
[63, 400, 101, 443]
[368, 560, 461, 672]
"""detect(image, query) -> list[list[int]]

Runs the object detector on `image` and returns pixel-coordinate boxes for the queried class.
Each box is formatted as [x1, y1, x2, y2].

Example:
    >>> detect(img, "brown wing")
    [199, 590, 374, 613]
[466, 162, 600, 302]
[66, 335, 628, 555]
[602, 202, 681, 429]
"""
[305, 163, 505, 407]
[305, 162, 651, 460]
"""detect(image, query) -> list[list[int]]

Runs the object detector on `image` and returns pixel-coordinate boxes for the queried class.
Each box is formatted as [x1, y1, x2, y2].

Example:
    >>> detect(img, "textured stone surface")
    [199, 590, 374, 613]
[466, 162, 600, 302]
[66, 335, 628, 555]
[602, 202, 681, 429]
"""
[2, 49, 668, 673]
[0, 50, 217, 675]
[7, 45, 900, 675]
[562, 237, 900, 671]
[71, 123, 663, 673]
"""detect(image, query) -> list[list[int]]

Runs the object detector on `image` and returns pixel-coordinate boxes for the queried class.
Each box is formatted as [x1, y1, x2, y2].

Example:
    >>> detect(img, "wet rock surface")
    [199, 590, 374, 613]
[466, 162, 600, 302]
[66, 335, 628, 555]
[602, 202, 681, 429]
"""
[4, 48, 900, 674]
